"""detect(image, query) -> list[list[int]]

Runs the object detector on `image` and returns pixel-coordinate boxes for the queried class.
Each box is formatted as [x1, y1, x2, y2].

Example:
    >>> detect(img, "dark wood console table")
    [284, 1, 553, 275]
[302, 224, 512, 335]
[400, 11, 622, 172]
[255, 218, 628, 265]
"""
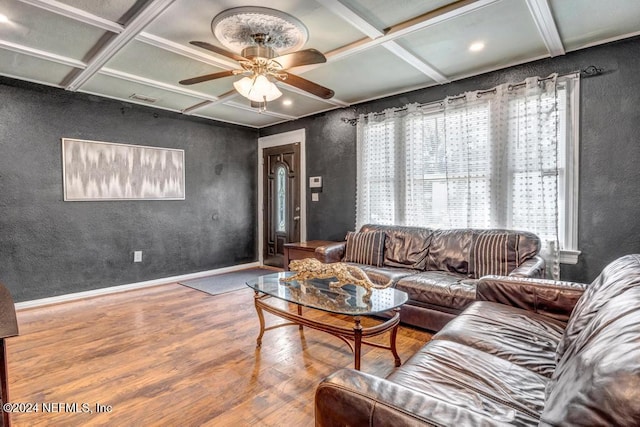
[283, 240, 336, 271]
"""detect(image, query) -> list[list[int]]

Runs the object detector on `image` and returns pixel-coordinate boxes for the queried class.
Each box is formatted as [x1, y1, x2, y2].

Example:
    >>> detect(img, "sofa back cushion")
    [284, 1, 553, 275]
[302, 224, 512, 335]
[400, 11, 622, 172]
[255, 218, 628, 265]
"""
[425, 229, 473, 274]
[541, 254, 640, 426]
[359, 224, 433, 270]
[425, 229, 540, 277]
[468, 230, 540, 279]
[343, 231, 385, 267]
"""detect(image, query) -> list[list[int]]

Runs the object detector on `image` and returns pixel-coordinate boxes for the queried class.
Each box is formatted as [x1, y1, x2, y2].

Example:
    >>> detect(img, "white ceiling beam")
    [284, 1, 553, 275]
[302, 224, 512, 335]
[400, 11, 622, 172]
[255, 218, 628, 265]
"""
[382, 41, 448, 83]
[384, 0, 498, 39]
[136, 32, 239, 70]
[18, 0, 124, 33]
[0, 39, 86, 68]
[182, 100, 213, 114]
[316, 0, 383, 39]
[309, 0, 496, 83]
[65, 0, 176, 92]
[525, 0, 565, 57]
[99, 68, 219, 101]
[223, 100, 298, 120]
[80, 89, 184, 114]
[278, 82, 350, 107]
[317, 0, 448, 83]
[325, 0, 500, 63]
[190, 112, 265, 128]
[182, 90, 239, 114]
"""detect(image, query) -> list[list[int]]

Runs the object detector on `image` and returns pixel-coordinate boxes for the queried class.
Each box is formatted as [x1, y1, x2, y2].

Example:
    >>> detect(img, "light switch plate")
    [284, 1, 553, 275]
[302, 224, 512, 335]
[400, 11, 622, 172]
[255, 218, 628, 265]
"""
[312, 193, 319, 202]
[309, 176, 322, 188]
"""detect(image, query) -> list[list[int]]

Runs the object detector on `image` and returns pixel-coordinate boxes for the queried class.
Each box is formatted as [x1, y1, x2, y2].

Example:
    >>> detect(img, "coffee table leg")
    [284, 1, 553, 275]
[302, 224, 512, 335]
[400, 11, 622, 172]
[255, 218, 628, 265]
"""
[390, 322, 401, 367]
[254, 292, 265, 348]
[297, 305, 303, 330]
[353, 316, 362, 370]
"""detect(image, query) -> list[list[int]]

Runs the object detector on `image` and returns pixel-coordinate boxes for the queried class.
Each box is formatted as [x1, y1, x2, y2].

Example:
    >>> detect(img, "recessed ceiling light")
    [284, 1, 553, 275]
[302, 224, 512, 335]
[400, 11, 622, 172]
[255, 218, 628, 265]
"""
[0, 14, 10, 24]
[282, 99, 293, 106]
[469, 41, 485, 52]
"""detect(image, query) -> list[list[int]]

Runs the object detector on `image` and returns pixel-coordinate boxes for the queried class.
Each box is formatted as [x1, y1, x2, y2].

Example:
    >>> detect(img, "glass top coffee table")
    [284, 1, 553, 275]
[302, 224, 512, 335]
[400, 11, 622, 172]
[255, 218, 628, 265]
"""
[246, 272, 408, 370]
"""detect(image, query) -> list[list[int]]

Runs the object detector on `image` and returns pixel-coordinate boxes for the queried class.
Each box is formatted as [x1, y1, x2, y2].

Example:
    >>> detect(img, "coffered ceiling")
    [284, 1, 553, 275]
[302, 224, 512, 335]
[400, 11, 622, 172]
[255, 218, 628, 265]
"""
[1, 0, 639, 128]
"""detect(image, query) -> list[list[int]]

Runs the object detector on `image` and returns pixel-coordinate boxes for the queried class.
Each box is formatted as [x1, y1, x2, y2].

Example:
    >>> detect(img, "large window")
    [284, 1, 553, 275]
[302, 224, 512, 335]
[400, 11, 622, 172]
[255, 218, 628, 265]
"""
[356, 75, 580, 269]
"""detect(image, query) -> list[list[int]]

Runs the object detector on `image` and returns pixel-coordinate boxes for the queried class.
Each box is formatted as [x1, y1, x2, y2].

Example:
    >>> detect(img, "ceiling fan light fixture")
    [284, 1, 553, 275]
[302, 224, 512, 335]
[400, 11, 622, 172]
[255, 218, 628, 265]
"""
[180, 6, 333, 106]
[233, 74, 282, 103]
[232, 76, 254, 98]
[249, 74, 281, 102]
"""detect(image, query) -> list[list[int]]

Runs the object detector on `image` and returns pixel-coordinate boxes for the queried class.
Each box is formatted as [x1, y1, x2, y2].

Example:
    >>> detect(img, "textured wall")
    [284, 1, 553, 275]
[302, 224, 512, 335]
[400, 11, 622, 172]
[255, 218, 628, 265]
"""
[261, 36, 640, 283]
[0, 78, 258, 302]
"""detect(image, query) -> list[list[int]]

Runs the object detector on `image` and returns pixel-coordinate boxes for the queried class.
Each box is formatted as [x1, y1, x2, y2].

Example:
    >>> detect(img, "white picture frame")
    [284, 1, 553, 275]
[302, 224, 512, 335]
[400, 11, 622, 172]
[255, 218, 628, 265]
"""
[61, 138, 185, 201]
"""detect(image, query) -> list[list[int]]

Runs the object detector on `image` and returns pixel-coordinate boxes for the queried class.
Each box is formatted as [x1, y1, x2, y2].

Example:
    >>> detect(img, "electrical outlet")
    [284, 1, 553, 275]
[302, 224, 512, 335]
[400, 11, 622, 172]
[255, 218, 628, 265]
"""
[133, 251, 143, 263]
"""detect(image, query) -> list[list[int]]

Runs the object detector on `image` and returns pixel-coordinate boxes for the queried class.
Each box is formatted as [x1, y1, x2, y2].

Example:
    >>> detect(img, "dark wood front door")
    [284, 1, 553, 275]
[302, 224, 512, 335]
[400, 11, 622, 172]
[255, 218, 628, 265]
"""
[263, 143, 301, 267]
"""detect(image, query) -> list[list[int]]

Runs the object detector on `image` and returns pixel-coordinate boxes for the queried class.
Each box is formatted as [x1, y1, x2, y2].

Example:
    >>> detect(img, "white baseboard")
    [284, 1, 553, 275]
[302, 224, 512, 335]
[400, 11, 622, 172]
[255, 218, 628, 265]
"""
[15, 261, 261, 311]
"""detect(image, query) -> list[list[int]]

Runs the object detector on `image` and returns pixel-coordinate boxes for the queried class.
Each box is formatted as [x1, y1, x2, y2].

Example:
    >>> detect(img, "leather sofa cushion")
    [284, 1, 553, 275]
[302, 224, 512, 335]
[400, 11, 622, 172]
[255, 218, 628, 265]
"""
[542, 285, 640, 426]
[555, 254, 640, 363]
[388, 340, 547, 425]
[343, 230, 385, 267]
[316, 369, 534, 427]
[425, 229, 473, 274]
[424, 229, 541, 279]
[360, 224, 433, 270]
[346, 263, 415, 287]
[395, 271, 476, 310]
[469, 230, 541, 279]
[469, 230, 519, 278]
[434, 301, 565, 377]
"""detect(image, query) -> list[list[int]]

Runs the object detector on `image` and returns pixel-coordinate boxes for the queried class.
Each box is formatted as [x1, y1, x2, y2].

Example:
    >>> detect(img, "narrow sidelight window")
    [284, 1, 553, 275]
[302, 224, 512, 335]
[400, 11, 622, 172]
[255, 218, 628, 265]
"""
[276, 165, 287, 233]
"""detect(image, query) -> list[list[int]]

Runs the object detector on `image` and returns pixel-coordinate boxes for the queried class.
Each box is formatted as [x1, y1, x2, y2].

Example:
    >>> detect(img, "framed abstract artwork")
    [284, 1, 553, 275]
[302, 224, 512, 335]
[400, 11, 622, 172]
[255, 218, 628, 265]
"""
[61, 138, 185, 201]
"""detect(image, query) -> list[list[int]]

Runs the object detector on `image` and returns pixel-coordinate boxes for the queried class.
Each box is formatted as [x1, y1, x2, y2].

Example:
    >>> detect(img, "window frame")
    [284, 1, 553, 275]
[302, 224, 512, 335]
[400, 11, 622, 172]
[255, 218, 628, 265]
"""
[558, 75, 581, 263]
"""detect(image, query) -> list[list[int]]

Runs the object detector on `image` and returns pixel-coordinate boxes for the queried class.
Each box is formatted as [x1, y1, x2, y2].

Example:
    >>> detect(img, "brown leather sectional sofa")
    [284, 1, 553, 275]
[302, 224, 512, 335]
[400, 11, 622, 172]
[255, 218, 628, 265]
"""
[315, 254, 640, 426]
[315, 224, 545, 331]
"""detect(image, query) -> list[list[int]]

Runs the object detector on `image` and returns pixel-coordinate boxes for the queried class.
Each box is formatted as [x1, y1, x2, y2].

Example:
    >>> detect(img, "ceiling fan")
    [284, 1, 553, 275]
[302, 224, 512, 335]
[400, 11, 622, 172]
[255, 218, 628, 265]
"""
[178, 7, 334, 109]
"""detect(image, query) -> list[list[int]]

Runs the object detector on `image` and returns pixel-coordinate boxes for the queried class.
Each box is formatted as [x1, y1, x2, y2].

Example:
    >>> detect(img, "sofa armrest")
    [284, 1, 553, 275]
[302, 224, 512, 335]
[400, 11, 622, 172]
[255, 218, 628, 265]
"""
[314, 242, 346, 263]
[509, 255, 545, 278]
[476, 276, 587, 322]
[315, 369, 516, 427]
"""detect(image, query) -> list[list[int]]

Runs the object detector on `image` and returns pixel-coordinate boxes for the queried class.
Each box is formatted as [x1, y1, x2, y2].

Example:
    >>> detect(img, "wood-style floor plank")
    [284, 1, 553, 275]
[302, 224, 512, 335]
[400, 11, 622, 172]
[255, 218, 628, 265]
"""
[6, 283, 431, 426]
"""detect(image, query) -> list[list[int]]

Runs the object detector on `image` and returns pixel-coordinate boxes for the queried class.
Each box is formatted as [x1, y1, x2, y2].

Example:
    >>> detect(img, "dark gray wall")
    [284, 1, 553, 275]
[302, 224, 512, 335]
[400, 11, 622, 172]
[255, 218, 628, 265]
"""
[0, 78, 259, 302]
[261, 36, 640, 284]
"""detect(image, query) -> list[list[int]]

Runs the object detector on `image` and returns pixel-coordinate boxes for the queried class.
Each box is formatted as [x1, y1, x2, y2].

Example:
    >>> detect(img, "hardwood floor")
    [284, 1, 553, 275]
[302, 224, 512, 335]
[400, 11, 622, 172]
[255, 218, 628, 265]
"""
[6, 283, 431, 426]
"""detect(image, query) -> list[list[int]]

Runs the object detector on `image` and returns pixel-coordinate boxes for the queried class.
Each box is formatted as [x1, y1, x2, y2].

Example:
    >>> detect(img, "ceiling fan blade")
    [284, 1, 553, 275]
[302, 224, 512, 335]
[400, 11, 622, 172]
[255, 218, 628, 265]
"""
[272, 49, 326, 69]
[179, 70, 235, 85]
[189, 41, 248, 62]
[280, 72, 334, 99]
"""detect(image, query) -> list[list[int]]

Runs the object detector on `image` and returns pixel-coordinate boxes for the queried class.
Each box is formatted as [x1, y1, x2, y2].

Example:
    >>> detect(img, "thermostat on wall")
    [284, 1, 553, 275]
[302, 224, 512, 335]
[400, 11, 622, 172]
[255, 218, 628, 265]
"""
[309, 176, 322, 188]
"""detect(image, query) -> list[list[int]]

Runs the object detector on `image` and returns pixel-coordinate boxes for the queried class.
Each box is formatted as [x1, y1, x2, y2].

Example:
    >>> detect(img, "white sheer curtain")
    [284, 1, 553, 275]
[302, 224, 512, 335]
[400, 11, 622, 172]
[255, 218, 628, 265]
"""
[356, 75, 561, 278]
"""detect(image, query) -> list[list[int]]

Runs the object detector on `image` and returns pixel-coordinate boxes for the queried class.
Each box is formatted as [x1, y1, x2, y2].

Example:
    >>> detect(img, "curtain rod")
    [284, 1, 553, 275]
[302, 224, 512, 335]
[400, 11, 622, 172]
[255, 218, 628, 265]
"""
[341, 65, 603, 126]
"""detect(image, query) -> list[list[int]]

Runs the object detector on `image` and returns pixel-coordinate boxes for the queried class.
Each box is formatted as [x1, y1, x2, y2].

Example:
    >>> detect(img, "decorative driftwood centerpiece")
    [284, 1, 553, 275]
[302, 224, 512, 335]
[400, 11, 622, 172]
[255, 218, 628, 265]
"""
[281, 258, 392, 297]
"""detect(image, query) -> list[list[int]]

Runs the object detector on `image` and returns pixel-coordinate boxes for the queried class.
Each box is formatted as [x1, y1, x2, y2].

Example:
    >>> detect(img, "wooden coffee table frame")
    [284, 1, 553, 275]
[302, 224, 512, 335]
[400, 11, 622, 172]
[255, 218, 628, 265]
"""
[253, 292, 402, 370]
